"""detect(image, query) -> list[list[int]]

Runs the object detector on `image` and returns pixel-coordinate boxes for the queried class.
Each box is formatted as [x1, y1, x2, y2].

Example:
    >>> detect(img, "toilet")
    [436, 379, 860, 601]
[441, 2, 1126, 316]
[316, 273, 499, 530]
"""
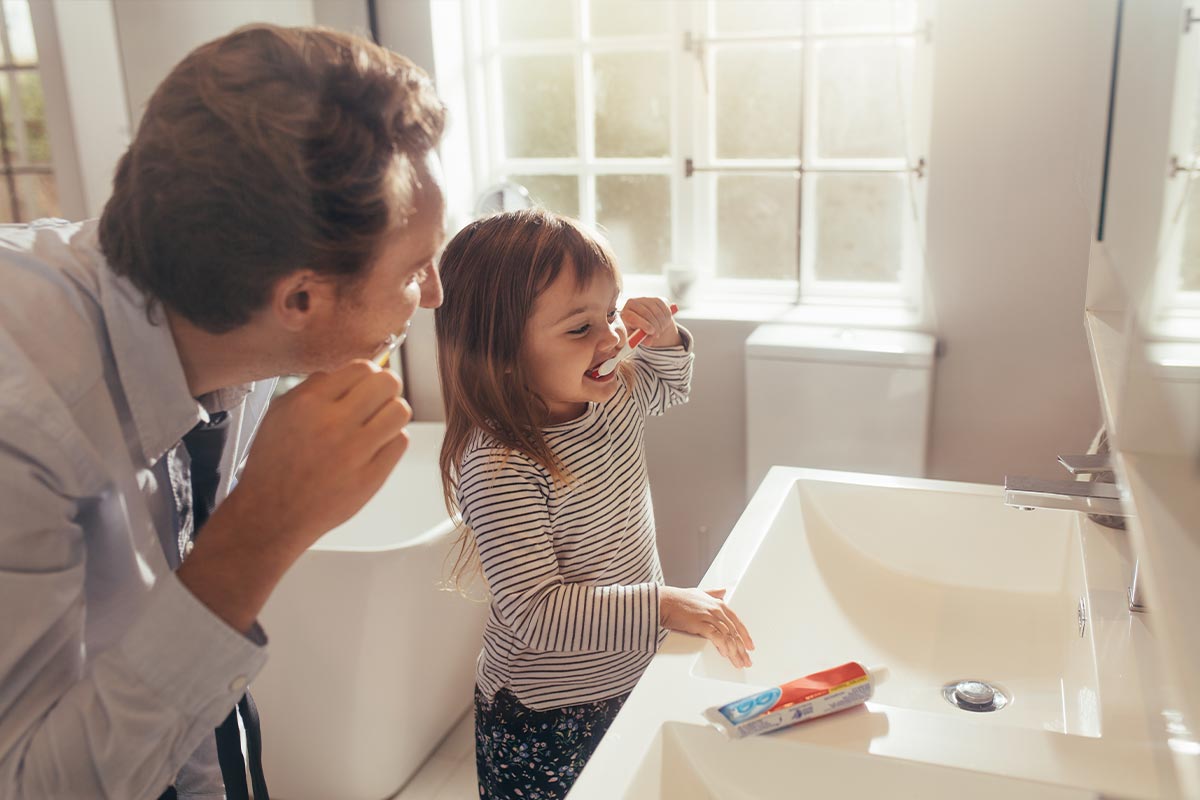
[745, 324, 937, 494]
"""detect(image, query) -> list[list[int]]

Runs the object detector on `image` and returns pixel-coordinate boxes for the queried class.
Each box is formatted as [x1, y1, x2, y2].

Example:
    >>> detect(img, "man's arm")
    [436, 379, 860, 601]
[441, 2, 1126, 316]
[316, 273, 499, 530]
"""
[0, 360, 412, 798]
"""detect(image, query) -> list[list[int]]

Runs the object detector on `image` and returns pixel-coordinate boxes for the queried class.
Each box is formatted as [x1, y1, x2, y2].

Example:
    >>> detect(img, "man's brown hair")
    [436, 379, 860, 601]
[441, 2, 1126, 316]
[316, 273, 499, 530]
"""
[99, 24, 446, 333]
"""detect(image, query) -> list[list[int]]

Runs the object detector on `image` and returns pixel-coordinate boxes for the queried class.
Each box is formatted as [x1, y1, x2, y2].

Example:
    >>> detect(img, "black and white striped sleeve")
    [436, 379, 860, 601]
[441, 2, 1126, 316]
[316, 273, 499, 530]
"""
[460, 450, 661, 654]
[628, 324, 694, 417]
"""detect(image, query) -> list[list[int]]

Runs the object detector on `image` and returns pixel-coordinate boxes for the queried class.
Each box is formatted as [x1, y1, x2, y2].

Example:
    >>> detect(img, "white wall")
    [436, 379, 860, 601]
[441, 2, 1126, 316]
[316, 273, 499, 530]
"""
[921, 0, 1104, 485]
[112, 0, 315, 128]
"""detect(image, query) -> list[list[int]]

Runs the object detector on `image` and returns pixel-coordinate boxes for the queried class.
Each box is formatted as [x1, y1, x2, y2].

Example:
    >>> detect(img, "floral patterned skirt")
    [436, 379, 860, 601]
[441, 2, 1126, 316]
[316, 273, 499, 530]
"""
[474, 685, 630, 799]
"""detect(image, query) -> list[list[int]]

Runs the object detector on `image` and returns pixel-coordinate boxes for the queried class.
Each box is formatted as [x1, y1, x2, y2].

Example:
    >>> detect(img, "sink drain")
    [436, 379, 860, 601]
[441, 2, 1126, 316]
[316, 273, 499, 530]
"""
[942, 680, 1010, 712]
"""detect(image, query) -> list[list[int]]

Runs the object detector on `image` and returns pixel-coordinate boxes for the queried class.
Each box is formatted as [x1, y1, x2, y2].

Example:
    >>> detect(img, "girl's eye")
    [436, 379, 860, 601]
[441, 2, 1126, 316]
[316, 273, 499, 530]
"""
[568, 323, 590, 336]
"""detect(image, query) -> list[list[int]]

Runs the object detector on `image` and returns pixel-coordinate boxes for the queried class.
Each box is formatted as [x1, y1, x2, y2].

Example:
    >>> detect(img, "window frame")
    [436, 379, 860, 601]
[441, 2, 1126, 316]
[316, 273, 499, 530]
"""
[447, 0, 933, 317]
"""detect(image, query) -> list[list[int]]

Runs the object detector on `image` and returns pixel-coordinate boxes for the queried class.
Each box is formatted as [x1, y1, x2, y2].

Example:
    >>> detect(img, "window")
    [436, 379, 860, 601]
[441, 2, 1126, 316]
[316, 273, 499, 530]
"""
[0, 0, 58, 223]
[449, 0, 933, 309]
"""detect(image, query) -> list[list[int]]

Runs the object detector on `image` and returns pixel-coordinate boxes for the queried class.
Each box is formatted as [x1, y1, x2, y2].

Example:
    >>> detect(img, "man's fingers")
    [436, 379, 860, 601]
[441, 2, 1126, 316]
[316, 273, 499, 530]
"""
[301, 360, 380, 401]
[342, 369, 405, 424]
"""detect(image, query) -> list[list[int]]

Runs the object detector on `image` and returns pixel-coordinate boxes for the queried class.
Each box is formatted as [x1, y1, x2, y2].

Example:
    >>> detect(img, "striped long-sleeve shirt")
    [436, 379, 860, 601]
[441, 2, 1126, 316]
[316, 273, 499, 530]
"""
[459, 328, 694, 710]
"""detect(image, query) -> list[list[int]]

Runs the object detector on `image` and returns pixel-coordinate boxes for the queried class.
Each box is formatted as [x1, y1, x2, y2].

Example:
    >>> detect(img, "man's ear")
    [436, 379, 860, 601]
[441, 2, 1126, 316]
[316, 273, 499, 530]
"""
[273, 270, 335, 332]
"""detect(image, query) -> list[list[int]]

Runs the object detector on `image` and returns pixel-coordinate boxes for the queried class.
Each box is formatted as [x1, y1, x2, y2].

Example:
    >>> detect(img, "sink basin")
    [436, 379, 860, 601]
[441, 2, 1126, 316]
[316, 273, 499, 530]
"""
[692, 473, 1101, 738]
[626, 721, 1099, 799]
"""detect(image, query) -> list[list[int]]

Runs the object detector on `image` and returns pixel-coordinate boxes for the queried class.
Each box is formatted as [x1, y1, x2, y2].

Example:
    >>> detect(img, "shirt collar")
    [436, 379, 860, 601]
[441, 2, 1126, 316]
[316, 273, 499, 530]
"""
[95, 242, 253, 465]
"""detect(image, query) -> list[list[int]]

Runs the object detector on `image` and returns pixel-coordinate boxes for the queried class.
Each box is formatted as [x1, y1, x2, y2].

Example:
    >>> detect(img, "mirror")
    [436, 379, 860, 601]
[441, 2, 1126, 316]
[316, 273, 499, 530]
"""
[1095, 0, 1200, 788]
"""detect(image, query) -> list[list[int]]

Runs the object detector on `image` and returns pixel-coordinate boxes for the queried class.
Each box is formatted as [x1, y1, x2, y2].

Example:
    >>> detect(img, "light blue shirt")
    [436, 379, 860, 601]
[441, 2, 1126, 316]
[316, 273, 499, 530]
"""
[0, 219, 275, 798]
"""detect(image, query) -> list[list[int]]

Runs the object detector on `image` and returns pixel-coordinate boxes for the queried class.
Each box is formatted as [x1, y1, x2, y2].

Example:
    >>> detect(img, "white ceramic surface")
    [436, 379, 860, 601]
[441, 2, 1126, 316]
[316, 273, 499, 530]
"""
[571, 468, 1182, 799]
[690, 478, 1101, 737]
[254, 422, 488, 800]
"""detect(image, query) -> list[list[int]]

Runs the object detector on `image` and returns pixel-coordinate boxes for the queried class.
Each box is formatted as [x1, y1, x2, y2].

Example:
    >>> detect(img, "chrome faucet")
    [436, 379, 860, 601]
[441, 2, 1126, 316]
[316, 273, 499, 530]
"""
[1004, 454, 1145, 612]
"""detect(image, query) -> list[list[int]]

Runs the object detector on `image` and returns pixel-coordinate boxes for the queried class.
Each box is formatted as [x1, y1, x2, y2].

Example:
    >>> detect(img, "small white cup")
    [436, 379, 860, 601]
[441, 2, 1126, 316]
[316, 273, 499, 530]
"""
[663, 262, 698, 307]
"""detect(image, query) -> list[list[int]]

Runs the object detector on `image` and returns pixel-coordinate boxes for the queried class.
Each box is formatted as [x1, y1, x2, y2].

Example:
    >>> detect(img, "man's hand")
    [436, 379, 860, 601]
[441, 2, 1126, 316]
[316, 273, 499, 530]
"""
[178, 360, 411, 633]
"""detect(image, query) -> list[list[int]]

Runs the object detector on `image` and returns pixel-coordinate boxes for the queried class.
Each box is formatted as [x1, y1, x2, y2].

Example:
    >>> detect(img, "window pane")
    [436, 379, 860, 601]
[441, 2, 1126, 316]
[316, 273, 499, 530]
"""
[591, 0, 670, 37]
[496, 0, 572, 41]
[1179, 180, 1200, 292]
[715, 46, 802, 159]
[717, 175, 798, 280]
[815, 42, 912, 160]
[502, 55, 576, 158]
[714, 1, 804, 34]
[508, 174, 580, 218]
[18, 72, 49, 163]
[594, 52, 670, 158]
[815, 1, 917, 34]
[17, 172, 57, 220]
[596, 174, 670, 275]
[2, 0, 38, 66]
[813, 173, 907, 282]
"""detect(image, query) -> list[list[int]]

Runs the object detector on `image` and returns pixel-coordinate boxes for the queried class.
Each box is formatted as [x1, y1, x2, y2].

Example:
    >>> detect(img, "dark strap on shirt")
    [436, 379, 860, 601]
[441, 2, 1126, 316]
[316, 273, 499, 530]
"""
[157, 412, 270, 800]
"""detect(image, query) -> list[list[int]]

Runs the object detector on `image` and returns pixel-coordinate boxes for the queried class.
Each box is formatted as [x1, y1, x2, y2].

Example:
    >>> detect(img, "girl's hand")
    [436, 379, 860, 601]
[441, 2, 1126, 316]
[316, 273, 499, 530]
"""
[621, 296, 681, 348]
[660, 586, 755, 669]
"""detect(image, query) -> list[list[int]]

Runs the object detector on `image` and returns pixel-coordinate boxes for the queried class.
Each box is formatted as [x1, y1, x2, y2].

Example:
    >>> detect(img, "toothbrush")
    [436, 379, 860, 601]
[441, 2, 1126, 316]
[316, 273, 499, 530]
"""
[587, 303, 679, 379]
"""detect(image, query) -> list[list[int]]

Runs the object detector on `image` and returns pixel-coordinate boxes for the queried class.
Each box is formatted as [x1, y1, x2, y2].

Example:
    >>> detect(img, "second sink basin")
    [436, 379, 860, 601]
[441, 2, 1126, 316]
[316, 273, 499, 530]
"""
[692, 472, 1101, 738]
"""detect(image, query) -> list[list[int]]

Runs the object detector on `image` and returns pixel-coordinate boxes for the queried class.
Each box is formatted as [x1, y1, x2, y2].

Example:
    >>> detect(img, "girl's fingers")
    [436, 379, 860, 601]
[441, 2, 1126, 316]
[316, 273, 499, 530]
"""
[727, 608, 755, 651]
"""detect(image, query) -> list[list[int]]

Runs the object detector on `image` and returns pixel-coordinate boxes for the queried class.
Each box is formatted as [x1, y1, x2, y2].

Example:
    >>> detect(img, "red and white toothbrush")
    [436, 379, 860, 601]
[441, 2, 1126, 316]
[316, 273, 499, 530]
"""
[587, 303, 679, 379]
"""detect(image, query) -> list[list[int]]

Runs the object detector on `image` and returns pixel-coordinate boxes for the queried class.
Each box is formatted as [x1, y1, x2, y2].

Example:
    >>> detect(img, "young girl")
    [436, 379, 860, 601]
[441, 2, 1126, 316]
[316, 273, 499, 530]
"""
[435, 209, 755, 799]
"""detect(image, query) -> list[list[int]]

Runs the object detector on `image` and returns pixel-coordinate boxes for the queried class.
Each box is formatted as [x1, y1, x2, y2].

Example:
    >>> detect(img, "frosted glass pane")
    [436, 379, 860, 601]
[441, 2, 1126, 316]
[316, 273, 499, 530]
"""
[1179, 179, 1200, 292]
[714, 1, 804, 34]
[497, 0, 572, 41]
[814, 174, 906, 282]
[508, 174, 580, 218]
[816, 1, 917, 33]
[17, 173, 58, 221]
[502, 55, 576, 158]
[591, 0, 670, 36]
[2, 0, 38, 65]
[816, 43, 912, 159]
[594, 52, 670, 158]
[596, 175, 671, 275]
[715, 47, 802, 159]
[717, 175, 798, 280]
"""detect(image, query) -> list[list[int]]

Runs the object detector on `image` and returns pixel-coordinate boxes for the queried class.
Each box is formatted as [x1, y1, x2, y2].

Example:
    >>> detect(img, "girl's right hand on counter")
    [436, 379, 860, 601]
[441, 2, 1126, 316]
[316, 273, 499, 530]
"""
[660, 586, 755, 669]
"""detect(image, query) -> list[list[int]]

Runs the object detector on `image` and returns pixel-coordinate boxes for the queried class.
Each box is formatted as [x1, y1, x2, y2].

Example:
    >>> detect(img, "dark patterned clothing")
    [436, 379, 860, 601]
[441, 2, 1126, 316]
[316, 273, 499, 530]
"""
[474, 685, 629, 799]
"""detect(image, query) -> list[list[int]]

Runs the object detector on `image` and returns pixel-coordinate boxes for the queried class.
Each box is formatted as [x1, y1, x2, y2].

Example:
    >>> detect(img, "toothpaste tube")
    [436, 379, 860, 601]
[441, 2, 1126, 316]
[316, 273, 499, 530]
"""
[703, 661, 888, 739]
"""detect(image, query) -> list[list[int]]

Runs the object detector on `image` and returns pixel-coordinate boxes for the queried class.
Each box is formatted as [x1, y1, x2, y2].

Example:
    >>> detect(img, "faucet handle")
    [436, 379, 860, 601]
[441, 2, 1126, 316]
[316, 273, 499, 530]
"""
[1057, 453, 1111, 475]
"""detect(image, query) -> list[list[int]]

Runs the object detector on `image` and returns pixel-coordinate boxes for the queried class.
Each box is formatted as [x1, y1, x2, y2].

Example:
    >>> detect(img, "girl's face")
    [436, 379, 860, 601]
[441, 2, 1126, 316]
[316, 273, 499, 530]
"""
[521, 263, 626, 424]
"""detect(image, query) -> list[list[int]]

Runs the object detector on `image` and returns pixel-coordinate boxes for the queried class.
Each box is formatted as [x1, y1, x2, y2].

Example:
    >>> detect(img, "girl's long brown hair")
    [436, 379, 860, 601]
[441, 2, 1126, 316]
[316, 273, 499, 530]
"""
[435, 209, 622, 591]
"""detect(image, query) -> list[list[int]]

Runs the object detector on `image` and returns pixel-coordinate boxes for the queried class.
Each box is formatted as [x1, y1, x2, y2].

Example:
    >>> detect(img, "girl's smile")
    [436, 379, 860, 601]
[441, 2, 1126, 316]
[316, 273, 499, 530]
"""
[521, 264, 625, 424]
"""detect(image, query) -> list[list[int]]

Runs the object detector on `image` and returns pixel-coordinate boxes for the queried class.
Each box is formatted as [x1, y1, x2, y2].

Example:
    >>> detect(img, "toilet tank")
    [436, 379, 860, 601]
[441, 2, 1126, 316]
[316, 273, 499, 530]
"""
[745, 324, 937, 494]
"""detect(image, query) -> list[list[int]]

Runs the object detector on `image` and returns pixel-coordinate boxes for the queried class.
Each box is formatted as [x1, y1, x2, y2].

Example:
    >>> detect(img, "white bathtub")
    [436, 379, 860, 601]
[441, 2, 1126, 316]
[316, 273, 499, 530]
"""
[254, 422, 486, 800]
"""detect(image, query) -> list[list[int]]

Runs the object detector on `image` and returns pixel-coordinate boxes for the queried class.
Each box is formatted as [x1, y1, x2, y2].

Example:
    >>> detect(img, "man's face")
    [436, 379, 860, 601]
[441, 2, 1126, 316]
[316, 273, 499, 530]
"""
[300, 151, 447, 372]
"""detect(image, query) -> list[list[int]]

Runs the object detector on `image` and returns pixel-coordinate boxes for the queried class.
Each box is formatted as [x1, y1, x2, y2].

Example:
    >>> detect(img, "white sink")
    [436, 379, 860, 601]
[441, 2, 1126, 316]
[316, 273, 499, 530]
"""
[569, 467, 1180, 799]
[627, 721, 1098, 799]
[691, 475, 1101, 737]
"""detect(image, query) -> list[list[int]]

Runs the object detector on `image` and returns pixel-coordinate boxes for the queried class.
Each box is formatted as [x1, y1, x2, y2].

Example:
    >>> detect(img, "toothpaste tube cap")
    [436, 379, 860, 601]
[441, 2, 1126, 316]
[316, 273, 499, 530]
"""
[865, 664, 889, 685]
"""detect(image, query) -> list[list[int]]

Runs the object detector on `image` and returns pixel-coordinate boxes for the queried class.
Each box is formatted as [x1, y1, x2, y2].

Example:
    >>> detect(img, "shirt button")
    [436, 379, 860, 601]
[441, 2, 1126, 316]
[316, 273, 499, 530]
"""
[229, 676, 248, 693]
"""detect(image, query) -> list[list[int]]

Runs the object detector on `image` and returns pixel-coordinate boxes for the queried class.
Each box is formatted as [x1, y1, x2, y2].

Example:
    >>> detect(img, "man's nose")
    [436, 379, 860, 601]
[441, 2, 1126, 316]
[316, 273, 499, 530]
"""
[420, 265, 444, 309]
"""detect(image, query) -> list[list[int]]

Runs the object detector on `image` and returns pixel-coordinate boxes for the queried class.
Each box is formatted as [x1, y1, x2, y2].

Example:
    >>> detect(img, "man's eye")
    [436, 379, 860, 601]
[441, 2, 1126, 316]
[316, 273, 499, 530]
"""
[607, 310, 618, 321]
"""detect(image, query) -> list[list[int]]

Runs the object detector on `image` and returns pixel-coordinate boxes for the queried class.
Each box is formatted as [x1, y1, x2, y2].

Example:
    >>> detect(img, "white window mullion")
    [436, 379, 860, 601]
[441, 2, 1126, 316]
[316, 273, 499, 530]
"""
[799, 1, 819, 299]
[576, 0, 594, 226]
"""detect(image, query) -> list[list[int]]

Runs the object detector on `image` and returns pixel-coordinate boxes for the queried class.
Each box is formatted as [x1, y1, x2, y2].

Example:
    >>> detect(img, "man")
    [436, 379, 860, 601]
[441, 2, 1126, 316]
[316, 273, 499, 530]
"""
[0, 24, 446, 798]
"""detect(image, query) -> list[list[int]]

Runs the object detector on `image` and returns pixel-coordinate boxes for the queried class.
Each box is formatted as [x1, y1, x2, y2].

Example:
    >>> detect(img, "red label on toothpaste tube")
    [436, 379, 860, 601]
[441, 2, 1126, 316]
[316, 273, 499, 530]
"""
[703, 661, 884, 739]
